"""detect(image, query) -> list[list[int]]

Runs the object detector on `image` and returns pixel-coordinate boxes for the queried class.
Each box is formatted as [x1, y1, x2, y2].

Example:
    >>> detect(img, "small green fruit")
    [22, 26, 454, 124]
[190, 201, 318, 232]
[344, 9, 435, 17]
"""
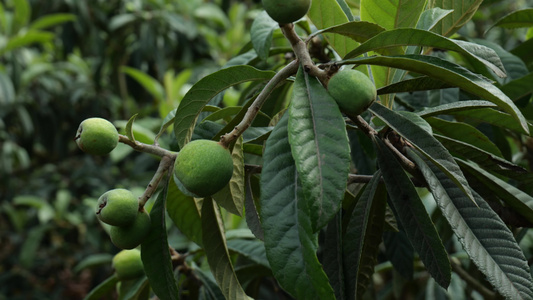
[75, 117, 119, 155]
[112, 249, 145, 280]
[174, 140, 233, 197]
[109, 210, 151, 250]
[327, 69, 377, 116]
[96, 189, 139, 227]
[262, 0, 311, 24]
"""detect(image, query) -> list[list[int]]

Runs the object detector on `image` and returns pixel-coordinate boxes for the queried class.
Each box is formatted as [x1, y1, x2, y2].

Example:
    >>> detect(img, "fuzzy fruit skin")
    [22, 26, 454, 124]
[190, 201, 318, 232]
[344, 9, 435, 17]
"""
[75, 117, 119, 155]
[112, 249, 145, 280]
[262, 0, 311, 24]
[174, 140, 233, 197]
[327, 69, 377, 116]
[96, 189, 139, 227]
[109, 210, 151, 250]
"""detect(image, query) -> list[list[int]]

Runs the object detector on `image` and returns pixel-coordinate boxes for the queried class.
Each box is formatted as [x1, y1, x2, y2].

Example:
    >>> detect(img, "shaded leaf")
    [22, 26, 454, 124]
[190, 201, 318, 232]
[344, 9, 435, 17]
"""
[416, 100, 497, 117]
[312, 21, 386, 45]
[488, 8, 533, 32]
[360, 0, 426, 30]
[250, 11, 278, 61]
[167, 176, 203, 246]
[125, 114, 138, 143]
[323, 212, 345, 300]
[83, 275, 119, 300]
[141, 179, 179, 300]
[226, 239, 269, 268]
[428, 0, 483, 37]
[201, 197, 250, 300]
[121, 66, 165, 102]
[407, 149, 533, 300]
[288, 67, 351, 232]
[373, 137, 451, 288]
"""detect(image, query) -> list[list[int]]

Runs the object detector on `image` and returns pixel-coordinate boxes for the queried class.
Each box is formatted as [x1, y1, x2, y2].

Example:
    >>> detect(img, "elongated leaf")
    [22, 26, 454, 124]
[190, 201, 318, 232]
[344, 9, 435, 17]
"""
[488, 8, 533, 31]
[373, 137, 451, 288]
[226, 239, 269, 268]
[167, 176, 203, 246]
[29, 13, 75, 30]
[416, 100, 496, 117]
[428, 0, 483, 37]
[427, 117, 502, 156]
[407, 149, 533, 300]
[0, 31, 54, 55]
[201, 198, 250, 300]
[458, 160, 533, 225]
[347, 55, 529, 134]
[343, 171, 386, 299]
[369, 102, 476, 204]
[250, 11, 278, 61]
[260, 113, 335, 300]
[416, 8, 454, 30]
[141, 179, 179, 300]
[288, 67, 351, 232]
[83, 275, 119, 300]
[345, 28, 506, 77]
[445, 107, 533, 134]
[121, 66, 165, 102]
[12, 0, 30, 33]
[312, 21, 386, 45]
[174, 66, 274, 148]
[125, 114, 138, 143]
[323, 212, 345, 300]
[378, 76, 453, 94]
[308, 0, 358, 57]
[500, 72, 533, 101]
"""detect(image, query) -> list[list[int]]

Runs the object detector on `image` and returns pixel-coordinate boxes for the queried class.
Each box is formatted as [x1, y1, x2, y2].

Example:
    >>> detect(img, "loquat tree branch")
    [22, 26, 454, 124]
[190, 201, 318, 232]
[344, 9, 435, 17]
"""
[138, 154, 175, 208]
[219, 60, 299, 148]
[119, 134, 177, 158]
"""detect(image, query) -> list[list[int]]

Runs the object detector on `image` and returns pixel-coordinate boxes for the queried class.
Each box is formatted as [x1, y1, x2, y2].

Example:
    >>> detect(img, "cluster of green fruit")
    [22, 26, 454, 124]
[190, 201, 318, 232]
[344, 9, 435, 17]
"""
[96, 189, 151, 249]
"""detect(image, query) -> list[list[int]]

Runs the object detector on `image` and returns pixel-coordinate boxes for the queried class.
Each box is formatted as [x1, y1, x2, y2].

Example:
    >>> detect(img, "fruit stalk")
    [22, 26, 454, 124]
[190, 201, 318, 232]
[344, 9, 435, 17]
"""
[139, 154, 174, 207]
[118, 134, 177, 158]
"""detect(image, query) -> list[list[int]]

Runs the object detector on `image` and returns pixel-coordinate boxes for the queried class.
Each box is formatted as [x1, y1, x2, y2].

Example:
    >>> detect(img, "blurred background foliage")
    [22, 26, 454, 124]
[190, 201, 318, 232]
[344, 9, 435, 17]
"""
[0, 0, 532, 299]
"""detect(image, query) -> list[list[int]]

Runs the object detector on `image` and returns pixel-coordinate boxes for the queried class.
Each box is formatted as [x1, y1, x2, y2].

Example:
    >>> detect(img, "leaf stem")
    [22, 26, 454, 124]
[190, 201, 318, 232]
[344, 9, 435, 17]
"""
[138, 155, 174, 208]
[219, 60, 299, 148]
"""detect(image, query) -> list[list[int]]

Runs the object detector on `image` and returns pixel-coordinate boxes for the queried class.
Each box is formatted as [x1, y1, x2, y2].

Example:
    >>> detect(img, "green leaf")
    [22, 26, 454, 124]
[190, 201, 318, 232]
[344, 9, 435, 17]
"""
[369, 102, 476, 204]
[121, 66, 165, 102]
[323, 212, 345, 300]
[427, 0, 483, 37]
[441, 106, 533, 134]
[416, 8, 454, 30]
[167, 177, 203, 246]
[29, 13, 76, 30]
[347, 55, 529, 134]
[488, 8, 533, 32]
[343, 171, 386, 299]
[201, 197, 250, 300]
[73, 253, 113, 274]
[141, 178, 179, 300]
[154, 109, 176, 144]
[288, 67, 351, 232]
[226, 239, 269, 268]
[407, 149, 533, 300]
[173, 66, 274, 148]
[125, 114, 138, 143]
[312, 21, 386, 45]
[360, 0, 426, 30]
[345, 28, 506, 77]
[378, 76, 453, 95]
[308, 0, 358, 57]
[250, 11, 278, 61]
[0, 31, 54, 55]
[373, 137, 451, 288]
[0, 71, 15, 104]
[416, 100, 497, 117]
[260, 113, 335, 300]
[458, 160, 533, 225]
[83, 275, 119, 300]
[500, 72, 533, 101]
[11, 0, 30, 33]
[426, 117, 502, 157]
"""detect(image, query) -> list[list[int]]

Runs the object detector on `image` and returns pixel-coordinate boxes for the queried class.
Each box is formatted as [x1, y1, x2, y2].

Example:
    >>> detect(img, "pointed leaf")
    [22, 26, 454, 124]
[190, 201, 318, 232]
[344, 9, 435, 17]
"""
[416, 100, 497, 117]
[407, 149, 533, 300]
[250, 11, 278, 61]
[323, 212, 345, 300]
[428, 0, 483, 37]
[345, 28, 506, 77]
[346, 55, 529, 134]
[288, 67, 351, 232]
[260, 113, 336, 300]
[458, 160, 533, 225]
[121, 66, 165, 102]
[202, 198, 250, 300]
[489, 8, 533, 31]
[125, 114, 138, 143]
[416, 8, 454, 31]
[29, 13, 76, 30]
[343, 171, 386, 299]
[373, 137, 451, 288]
[174, 66, 274, 148]
[312, 21, 386, 45]
[83, 275, 119, 300]
[369, 102, 476, 204]
[226, 239, 269, 268]
[141, 178, 179, 300]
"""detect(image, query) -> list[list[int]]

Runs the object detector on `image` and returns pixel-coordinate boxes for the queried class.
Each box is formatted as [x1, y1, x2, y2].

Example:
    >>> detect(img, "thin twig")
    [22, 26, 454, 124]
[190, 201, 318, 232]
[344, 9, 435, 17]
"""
[450, 258, 498, 299]
[138, 155, 174, 207]
[219, 60, 299, 148]
[119, 134, 176, 158]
